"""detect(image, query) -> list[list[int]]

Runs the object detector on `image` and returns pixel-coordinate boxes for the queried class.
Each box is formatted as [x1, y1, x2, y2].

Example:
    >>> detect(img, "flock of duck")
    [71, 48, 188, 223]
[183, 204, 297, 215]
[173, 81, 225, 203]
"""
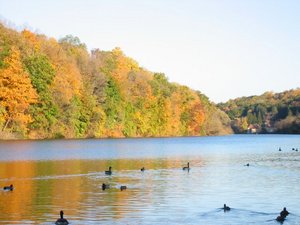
[278, 147, 298, 152]
[53, 205, 289, 224]
[2, 155, 295, 224]
[222, 204, 290, 223]
[57, 146, 296, 224]
[55, 162, 190, 224]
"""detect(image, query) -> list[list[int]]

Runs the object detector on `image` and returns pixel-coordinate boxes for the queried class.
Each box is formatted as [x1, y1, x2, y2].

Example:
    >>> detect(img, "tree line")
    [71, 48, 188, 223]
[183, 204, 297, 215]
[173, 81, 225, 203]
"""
[0, 23, 232, 139]
[218, 90, 300, 134]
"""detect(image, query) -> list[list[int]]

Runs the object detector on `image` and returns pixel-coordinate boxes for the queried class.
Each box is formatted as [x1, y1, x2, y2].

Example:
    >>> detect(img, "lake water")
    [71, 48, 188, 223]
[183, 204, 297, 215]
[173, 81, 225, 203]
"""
[0, 135, 300, 225]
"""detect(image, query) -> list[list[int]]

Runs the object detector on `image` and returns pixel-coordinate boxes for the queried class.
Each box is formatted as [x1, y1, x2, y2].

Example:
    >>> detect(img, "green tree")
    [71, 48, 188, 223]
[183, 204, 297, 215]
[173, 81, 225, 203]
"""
[24, 54, 58, 137]
[103, 77, 124, 134]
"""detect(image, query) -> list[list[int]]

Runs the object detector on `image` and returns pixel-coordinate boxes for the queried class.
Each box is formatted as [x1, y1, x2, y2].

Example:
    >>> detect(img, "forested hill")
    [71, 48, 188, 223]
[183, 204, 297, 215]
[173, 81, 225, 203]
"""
[218, 89, 300, 134]
[0, 23, 232, 139]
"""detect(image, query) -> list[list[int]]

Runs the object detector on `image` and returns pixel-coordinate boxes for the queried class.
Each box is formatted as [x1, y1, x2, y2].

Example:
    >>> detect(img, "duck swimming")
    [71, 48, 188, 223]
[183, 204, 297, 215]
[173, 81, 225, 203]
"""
[105, 166, 112, 175]
[141, 167, 145, 172]
[223, 204, 230, 211]
[276, 215, 285, 222]
[3, 184, 13, 191]
[120, 186, 127, 191]
[102, 183, 110, 191]
[275, 207, 289, 222]
[55, 210, 69, 225]
[183, 162, 190, 170]
[280, 207, 289, 218]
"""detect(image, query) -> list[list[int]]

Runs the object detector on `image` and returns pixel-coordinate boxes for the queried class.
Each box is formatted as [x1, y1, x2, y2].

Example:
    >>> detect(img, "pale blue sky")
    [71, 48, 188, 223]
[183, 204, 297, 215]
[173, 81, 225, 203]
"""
[0, 0, 299, 102]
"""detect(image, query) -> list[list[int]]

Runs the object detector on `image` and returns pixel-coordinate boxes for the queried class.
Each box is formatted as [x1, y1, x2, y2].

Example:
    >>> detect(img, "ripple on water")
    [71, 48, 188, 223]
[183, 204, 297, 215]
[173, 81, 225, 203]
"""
[1, 135, 300, 224]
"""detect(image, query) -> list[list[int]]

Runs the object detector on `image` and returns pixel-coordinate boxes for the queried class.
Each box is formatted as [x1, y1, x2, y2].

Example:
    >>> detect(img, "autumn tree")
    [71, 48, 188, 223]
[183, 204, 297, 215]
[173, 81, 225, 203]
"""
[24, 54, 58, 137]
[0, 23, 234, 138]
[188, 102, 205, 134]
[21, 29, 41, 53]
[0, 47, 37, 133]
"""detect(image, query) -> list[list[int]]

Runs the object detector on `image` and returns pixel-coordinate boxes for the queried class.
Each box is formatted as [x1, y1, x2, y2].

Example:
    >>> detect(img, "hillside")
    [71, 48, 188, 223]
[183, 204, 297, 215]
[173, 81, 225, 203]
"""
[218, 89, 300, 134]
[0, 23, 232, 139]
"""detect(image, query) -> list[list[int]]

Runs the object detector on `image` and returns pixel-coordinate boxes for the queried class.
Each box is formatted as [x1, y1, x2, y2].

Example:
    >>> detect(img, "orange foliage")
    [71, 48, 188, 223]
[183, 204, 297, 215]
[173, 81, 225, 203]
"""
[188, 103, 205, 133]
[111, 48, 139, 86]
[0, 23, 227, 138]
[126, 70, 153, 102]
[0, 47, 37, 131]
[51, 62, 82, 105]
[105, 124, 125, 138]
[21, 29, 41, 52]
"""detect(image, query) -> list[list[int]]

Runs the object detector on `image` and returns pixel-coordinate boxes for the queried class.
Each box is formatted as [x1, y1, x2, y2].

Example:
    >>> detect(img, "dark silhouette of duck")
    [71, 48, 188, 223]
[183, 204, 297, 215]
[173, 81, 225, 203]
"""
[276, 207, 289, 222]
[279, 147, 282, 151]
[141, 167, 145, 172]
[3, 184, 13, 191]
[55, 210, 69, 225]
[183, 162, 190, 170]
[105, 166, 112, 175]
[120, 186, 127, 191]
[276, 215, 285, 223]
[296, 149, 298, 152]
[223, 204, 230, 212]
[280, 207, 289, 218]
[244, 163, 250, 167]
[102, 183, 110, 191]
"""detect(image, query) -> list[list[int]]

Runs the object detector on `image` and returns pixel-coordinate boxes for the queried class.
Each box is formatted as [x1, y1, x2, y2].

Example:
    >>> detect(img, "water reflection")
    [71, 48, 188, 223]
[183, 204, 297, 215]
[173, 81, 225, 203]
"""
[0, 158, 205, 224]
[0, 135, 300, 224]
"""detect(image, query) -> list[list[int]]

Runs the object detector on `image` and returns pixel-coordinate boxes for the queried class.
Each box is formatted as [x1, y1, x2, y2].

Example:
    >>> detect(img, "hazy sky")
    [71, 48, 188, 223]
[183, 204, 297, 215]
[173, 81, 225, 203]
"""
[0, 0, 299, 103]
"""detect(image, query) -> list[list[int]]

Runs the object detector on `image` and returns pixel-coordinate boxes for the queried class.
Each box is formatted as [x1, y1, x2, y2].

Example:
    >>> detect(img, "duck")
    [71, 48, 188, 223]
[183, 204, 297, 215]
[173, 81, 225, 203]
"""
[55, 210, 69, 225]
[120, 186, 127, 191]
[275, 207, 289, 222]
[280, 207, 289, 218]
[141, 167, 145, 172]
[3, 184, 13, 191]
[223, 204, 230, 211]
[244, 163, 250, 167]
[105, 166, 112, 175]
[279, 147, 282, 151]
[102, 183, 110, 191]
[276, 215, 285, 222]
[183, 162, 190, 170]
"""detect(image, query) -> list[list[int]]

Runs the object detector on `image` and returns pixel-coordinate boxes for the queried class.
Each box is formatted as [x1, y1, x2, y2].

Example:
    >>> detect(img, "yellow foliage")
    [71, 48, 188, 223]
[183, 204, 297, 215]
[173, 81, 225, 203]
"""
[0, 47, 37, 132]
[21, 29, 41, 52]
[51, 62, 82, 105]
[105, 125, 125, 138]
[0, 23, 230, 138]
[111, 48, 139, 84]
[188, 103, 205, 134]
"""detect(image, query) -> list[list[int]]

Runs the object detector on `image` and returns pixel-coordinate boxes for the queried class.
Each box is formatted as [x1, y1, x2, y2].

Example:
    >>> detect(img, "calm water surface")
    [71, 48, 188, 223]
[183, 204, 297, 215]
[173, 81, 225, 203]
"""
[0, 135, 300, 225]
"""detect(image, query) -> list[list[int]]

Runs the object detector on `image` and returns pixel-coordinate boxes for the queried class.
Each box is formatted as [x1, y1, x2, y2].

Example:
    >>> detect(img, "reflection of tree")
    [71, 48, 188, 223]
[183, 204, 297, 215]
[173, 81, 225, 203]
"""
[0, 161, 35, 222]
[0, 157, 203, 223]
